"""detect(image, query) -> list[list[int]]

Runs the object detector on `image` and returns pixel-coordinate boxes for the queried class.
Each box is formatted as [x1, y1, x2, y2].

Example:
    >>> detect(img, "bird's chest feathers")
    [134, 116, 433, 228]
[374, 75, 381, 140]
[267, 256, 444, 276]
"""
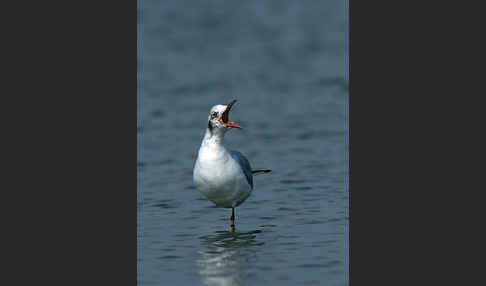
[195, 147, 241, 188]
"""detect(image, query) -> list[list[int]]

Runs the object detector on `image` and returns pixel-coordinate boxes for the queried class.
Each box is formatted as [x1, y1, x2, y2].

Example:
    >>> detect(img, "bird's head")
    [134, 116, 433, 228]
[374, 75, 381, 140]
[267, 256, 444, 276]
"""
[207, 99, 241, 135]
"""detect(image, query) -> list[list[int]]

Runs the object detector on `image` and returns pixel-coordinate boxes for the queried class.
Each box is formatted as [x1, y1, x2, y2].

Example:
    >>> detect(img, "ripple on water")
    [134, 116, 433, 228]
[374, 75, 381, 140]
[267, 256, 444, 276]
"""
[199, 229, 264, 249]
[191, 208, 215, 215]
[249, 199, 271, 205]
[297, 260, 341, 269]
[277, 207, 298, 212]
[280, 179, 306, 184]
[200, 229, 262, 241]
[151, 158, 174, 166]
[302, 219, 325, 225]
[278, 242, 297, 246]
[294, 186, 313, 191]
[302, 192, 325, 198]
[259, 224, 277, 228]
[152, 199, 180, 209]
[158, 255, 181, 260]
[150, 109, 165, 118]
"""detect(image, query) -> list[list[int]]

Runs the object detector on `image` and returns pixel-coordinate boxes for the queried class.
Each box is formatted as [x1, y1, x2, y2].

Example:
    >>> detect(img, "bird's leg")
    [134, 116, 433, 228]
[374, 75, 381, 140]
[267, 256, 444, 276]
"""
[230, 207, 235, 230]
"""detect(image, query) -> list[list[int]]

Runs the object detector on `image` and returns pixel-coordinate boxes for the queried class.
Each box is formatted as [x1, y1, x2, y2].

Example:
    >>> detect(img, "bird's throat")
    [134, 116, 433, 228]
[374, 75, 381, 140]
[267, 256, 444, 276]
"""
[203, 126, 225, 147]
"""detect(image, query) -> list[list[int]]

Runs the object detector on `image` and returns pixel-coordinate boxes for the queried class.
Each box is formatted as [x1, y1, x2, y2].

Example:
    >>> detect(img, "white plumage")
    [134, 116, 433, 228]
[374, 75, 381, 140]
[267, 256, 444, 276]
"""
[193, 100, 270, 228]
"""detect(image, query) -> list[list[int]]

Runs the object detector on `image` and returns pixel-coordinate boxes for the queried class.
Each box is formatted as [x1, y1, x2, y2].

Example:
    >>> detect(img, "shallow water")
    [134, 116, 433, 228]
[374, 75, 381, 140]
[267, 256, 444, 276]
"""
[138, 1, 348, 285]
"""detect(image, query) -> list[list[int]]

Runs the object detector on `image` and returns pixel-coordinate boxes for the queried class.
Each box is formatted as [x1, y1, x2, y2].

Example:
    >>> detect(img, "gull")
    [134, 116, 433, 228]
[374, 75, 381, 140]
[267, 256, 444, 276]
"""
[193, 100, 271, 229]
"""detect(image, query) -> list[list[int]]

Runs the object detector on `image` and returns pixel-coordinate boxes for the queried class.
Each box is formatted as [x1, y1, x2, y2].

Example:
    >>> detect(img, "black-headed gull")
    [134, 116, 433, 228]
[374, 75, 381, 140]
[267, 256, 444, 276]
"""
[193, 100, 271, 229]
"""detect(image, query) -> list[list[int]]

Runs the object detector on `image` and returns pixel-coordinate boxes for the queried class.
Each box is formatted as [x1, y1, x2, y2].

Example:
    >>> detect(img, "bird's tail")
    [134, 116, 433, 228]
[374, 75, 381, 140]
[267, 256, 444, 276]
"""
[252, 169, 272, 175]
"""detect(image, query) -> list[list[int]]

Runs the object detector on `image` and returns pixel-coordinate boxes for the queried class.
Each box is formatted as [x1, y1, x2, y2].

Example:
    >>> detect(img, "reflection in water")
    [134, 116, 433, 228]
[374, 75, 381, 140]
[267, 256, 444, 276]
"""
[197, 230, 263, 286]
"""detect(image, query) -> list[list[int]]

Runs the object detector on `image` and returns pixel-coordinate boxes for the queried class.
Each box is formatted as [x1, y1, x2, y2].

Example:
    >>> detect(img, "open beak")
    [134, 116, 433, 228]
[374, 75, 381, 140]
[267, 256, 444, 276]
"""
[219, 99, 241, 128]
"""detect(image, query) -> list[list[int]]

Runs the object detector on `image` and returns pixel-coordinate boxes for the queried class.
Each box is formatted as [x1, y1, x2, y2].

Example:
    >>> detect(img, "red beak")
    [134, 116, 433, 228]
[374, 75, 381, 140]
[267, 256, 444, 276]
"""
[219, 99, 241, 128]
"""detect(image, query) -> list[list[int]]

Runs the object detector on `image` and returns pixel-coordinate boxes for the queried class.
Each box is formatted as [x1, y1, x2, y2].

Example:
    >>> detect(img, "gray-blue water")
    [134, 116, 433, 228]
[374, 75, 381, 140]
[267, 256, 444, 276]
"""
[138, 1, 348, 285]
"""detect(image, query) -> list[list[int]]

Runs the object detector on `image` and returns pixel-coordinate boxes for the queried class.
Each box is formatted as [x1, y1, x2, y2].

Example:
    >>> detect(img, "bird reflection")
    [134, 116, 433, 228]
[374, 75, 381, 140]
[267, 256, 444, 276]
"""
[197, 229, 263, 286]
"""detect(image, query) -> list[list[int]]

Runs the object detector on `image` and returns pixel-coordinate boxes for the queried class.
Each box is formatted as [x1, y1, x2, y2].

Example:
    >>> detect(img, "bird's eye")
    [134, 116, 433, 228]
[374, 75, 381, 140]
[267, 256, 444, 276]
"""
[211, 112, 218, 119]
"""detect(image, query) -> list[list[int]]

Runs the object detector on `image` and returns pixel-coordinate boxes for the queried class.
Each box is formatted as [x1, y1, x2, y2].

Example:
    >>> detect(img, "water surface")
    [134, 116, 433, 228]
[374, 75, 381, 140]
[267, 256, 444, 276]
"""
[138, 1, 348, 285]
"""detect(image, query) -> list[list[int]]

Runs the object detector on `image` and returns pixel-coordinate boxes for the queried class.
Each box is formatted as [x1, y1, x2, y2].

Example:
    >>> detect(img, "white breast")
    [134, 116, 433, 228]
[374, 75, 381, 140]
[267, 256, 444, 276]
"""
[193, 145, 252, 208]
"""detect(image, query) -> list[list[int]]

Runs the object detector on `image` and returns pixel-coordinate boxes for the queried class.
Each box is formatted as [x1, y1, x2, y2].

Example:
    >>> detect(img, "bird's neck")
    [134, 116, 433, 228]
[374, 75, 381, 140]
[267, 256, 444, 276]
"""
[202, 127, 225, 148]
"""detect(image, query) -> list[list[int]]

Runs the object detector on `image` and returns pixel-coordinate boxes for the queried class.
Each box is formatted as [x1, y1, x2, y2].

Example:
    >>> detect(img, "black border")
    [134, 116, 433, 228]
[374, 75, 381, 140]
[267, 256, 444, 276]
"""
[350, 1, 484, 284]
[3, 1, 136, 284]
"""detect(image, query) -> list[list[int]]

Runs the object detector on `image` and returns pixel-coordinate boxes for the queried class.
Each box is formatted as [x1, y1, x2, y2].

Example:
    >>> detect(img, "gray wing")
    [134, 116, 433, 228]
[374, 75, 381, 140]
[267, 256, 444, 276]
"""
[229, 150, 253, 188]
